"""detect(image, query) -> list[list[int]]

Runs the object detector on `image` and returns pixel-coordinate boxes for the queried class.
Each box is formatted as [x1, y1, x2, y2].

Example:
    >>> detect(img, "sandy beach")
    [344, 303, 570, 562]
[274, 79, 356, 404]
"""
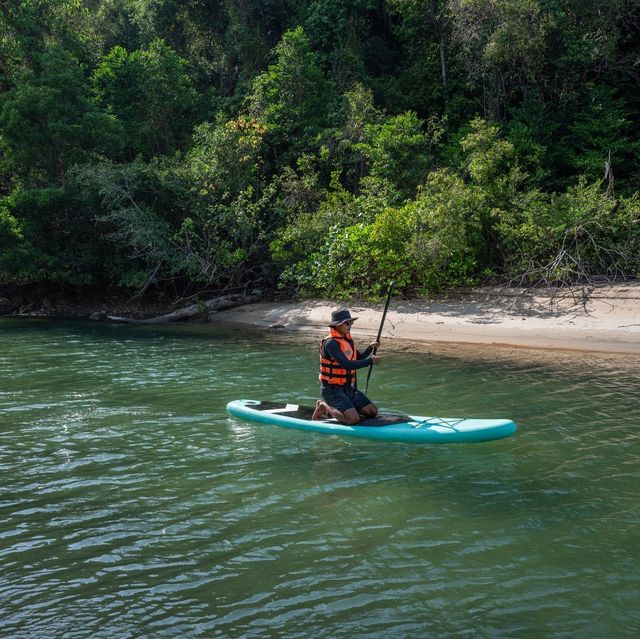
[216, 283, 640, 355]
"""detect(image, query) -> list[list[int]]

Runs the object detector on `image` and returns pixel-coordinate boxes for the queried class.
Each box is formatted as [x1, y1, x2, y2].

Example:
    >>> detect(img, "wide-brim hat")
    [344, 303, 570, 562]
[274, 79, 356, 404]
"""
[329, 308, 358, 327]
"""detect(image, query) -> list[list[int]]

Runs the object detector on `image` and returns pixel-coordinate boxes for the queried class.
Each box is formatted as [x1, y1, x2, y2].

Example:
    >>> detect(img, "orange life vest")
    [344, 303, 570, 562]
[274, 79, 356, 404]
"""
[319, 328, 357, 386]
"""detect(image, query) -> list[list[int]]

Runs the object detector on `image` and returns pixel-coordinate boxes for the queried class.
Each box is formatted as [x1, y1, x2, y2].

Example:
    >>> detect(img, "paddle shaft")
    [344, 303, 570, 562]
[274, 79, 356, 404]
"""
[364, 281, 395, 394]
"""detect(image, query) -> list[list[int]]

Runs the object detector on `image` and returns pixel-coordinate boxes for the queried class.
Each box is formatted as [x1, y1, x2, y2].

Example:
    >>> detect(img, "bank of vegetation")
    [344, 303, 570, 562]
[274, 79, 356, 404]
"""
[1, 0, 639, 303]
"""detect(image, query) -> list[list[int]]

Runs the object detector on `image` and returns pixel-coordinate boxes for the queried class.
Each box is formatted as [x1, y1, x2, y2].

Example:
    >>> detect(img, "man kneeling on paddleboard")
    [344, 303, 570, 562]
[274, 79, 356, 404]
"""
[311, 308, 382, 424]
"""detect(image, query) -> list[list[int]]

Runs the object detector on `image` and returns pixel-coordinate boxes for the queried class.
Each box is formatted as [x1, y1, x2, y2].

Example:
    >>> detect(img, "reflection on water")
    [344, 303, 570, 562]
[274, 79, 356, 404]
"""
[1, 318, 639, 638]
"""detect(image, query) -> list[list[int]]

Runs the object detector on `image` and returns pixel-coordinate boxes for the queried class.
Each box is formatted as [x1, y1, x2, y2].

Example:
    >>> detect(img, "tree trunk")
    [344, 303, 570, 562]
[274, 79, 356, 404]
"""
[440, 35, 447, 85]
[107, 291, 262, 324]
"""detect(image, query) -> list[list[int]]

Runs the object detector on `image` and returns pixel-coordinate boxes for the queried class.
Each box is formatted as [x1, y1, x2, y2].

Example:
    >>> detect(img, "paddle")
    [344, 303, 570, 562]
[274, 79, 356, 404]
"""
[364, 281, 395, 395]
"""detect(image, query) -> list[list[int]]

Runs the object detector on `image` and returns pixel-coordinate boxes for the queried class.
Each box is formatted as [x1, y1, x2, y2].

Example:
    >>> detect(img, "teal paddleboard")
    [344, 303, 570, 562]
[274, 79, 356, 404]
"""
[226, 399, 516, 444]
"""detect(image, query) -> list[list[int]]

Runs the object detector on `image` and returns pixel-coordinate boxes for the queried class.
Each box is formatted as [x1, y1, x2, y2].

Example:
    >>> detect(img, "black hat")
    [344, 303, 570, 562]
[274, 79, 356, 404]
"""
[329, 308, 358, 327]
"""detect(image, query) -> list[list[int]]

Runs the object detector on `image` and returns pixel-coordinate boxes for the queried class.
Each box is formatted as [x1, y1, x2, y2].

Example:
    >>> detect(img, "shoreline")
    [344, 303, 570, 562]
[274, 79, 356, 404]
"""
[2, 282, 639, 356]
[213, 283, 640, 355]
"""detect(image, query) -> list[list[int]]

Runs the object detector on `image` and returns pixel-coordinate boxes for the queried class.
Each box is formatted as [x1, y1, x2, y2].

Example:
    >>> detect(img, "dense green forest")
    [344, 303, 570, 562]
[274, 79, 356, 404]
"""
[1, 0, 639, 300]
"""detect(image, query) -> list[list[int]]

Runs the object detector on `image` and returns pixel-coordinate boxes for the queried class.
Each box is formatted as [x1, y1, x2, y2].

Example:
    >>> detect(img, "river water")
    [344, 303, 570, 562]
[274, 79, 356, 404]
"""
[1, 319, 638, 638]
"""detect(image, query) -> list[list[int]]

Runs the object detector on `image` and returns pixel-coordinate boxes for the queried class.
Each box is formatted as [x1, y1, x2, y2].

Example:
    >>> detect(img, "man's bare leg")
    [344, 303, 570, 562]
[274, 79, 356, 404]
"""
[312, 400, 344, 421]
[359, 402, 378, 419]
[311, 400, 361, 424]
[340, 408, 360, 425]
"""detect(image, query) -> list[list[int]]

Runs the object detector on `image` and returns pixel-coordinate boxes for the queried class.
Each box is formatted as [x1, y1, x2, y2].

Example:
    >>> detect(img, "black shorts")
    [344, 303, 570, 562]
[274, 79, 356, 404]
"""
[321, 384, 373, 414]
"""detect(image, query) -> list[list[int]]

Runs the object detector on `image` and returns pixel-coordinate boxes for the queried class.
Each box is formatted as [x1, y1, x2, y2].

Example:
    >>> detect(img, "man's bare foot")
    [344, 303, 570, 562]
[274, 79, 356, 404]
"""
[312, 400, 329, 420]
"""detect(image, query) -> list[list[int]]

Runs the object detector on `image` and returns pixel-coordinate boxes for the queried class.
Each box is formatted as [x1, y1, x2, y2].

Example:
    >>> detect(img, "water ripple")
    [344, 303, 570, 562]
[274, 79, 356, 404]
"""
[1, 320, 640, 638]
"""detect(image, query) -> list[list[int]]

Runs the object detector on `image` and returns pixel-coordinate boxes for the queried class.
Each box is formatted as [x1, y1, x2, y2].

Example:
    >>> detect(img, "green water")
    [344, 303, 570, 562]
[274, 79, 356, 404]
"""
[1, 319, 639, 639]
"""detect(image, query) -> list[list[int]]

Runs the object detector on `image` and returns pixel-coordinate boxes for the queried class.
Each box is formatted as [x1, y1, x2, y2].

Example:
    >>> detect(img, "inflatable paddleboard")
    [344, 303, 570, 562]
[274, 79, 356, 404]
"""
[226, 399, 516, 444]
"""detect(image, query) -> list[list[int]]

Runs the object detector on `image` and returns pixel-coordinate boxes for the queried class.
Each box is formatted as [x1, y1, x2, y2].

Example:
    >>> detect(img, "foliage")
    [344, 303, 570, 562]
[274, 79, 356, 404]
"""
[302, 0, 395, 89]
[357, 111, 443, 201]
[0, 201, 37, 284]
[92, 39, 199, 158]
[248, 27, 331, 163]
[187, 115, 267, 197]
[75, 118, 278, 292]
[497, 181, 640, 286]
[270, 172, 355, 288]
[273, 116, 636, 299]
[0, 184, 104, 286]
[0, 1, 639, 299]
[71, 159, 180, 289]
[563, 86, 640, 189]
[0, 45, 122, 183]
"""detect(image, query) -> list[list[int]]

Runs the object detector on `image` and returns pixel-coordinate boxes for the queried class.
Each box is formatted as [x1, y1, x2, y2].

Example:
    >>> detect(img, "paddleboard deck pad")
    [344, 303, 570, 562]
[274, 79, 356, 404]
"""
[226, 399, 516, 444]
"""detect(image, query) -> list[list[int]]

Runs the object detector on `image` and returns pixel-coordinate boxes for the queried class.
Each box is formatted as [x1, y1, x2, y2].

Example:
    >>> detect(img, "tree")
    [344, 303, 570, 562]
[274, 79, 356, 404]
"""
[563, 86, 640, 192]
[448, 0, 632, 120]
[178, 113, 277, 289]
[387, 0, 464, 119]
[0, 45, 122, 185]
[92, 39, 200, 159]
[357, 111, 441, 200]
[248, 27, 331, 163]
[329, 82, 382, 192]
[0, 0, 103, 85]
[223, 0, 294, 83]
[187, 114, 266, 198]
[302, 0, 397, 89]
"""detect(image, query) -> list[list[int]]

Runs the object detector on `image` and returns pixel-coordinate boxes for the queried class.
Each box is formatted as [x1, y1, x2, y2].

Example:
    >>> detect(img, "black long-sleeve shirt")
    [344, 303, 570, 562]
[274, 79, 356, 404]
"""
[323, 339, 374, 369]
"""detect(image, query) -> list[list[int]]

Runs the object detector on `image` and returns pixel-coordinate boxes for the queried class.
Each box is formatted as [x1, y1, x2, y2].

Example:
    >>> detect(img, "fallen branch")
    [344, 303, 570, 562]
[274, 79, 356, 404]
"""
[108, 290, 262, 324]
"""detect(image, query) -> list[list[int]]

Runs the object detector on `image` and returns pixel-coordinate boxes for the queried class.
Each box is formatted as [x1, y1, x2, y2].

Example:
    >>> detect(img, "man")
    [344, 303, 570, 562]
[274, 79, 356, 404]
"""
[311, 308, 382, 424]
